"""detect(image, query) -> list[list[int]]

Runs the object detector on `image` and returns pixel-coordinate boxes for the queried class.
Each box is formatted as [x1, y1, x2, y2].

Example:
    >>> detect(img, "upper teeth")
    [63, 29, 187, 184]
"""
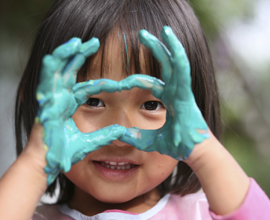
[101, 161, 134, 170]
[105, 161, 129, 166]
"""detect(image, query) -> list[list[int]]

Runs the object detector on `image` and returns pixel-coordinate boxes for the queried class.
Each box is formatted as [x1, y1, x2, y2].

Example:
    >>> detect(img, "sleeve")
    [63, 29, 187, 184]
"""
[210, 178, 270, 220]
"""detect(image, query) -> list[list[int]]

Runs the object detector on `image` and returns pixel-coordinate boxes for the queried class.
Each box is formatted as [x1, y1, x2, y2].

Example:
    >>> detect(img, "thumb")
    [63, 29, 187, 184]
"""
[66, 124, 127, 165]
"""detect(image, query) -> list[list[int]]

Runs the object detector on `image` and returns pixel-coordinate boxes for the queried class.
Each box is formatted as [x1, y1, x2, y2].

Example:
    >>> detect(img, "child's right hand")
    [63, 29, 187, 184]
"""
[36, 38, 127, 185]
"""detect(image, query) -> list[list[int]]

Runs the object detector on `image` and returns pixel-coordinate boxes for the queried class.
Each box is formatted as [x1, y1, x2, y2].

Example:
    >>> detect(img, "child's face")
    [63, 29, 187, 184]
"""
[65, 35, 178, 209]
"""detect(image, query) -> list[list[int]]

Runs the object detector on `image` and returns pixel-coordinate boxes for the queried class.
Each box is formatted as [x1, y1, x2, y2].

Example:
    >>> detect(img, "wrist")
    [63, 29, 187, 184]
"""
[22, 123, 48, 184]
[185, 130, 250, 215]
[0, 123, 48, 219]
[185, 130, 220, 172]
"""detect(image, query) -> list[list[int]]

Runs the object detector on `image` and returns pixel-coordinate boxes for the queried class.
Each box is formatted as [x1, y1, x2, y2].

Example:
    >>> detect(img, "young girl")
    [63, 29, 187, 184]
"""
[0, 0, 269, 219]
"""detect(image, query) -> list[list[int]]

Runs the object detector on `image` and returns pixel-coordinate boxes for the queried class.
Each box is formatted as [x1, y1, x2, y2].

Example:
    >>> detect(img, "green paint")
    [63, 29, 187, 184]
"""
[123, 33, 130, 73]
[36, 38, 128, 185]
[118, 32, 130, 73]
[36, 27, 209, 185]
[73, 74, 164, 106]
[119, 27, 209, 159]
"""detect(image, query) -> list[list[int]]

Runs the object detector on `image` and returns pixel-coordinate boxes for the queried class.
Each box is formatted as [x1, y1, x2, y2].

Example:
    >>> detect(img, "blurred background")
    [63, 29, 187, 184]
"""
[0, 0, 269, 197]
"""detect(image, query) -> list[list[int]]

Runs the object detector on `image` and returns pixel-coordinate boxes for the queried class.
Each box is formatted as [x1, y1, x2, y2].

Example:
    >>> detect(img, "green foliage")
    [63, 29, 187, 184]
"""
[223, 128, 270, 197]
[192, 0, 270, 197]
[189, 0, 254, 38]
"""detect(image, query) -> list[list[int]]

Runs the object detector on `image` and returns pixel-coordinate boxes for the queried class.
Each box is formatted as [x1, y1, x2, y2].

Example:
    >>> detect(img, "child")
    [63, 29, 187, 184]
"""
[0, 0, 269, 219]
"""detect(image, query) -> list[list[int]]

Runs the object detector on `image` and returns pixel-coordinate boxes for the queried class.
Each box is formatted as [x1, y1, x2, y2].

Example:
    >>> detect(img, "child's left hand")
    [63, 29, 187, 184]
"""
[119, 27, 209, 160]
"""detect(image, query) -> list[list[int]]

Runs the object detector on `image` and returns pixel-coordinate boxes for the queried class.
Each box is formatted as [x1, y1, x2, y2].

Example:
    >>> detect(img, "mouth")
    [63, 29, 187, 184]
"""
[93, 160, 139, 181]
[97, 161, 137, 170]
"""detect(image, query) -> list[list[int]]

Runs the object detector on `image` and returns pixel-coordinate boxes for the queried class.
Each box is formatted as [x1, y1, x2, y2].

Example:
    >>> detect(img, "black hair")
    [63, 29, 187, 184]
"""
[15, 0, 220, 204]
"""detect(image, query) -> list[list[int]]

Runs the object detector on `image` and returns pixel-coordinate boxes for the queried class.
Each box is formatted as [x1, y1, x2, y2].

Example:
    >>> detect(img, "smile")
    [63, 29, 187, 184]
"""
[92, 159, 140, 181]
[100, 161, 136, 170]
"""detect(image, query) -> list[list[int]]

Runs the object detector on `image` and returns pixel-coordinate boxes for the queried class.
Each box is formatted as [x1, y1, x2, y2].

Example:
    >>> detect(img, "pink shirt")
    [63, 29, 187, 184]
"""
[33, 178, 270, 220]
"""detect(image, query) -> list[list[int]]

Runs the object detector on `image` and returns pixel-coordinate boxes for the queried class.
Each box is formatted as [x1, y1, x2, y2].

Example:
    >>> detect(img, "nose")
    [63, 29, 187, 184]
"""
[111, 139, 127, 147]
[105, 108, 136, 147]
[105, 107, 136, 129]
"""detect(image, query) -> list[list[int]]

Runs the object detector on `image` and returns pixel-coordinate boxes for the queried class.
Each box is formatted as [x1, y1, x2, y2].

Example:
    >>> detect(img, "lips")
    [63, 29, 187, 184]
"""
[93, 160, 140, 181]
[99, 161, 137, 170]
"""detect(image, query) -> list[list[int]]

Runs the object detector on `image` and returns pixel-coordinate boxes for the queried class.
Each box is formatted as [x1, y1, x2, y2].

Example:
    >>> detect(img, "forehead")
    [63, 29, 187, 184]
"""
[89, 33, 127, 81]
[83, 29, 157, 81]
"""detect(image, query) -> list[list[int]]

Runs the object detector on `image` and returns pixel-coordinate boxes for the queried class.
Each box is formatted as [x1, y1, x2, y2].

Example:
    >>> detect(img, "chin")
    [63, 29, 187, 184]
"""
[91, 190, 139, 204]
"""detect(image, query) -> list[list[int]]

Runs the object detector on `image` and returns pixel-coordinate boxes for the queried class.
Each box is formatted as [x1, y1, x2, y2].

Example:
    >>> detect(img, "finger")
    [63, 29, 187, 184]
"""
[62, 38, 100, 89]
[80, 124, 127, 152]
[120, 74, 164, 99]
[36, 57, 56, 110]
[64, 119, 127, 164]
[79, 37, 100, 57]
[139, 29, 172, 83]
[39, 38, 82, 91]
[44, 168, 59, 185]
[123, 126, 182, 160]
[73, 79, 120, 106]
[37, 55, 58, 97]
[73, 74, 165, 106]
[52, 38, 82, 60]
[160, 26, 191, 89]
[119, 127, 157, 152]
[42, 120, 72, 173]
[37, 38, 82, 104]
[172, 121, 182, 147]
[51, 38, 82, 78]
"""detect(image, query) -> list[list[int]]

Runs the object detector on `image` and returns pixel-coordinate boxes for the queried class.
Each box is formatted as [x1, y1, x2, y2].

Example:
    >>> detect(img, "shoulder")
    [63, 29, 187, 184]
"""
[32, 204, 74, 220]
[150, 191, 212, 220]
[169, 189, 208, 207]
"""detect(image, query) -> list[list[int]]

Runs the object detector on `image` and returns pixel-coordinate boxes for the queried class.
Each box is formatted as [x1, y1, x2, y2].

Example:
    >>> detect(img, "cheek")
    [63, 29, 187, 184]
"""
[72, 107, 103, 133]
[64, 157, 97, 195]
[144, 152, 178, 185]
[137, 111, 166, 130]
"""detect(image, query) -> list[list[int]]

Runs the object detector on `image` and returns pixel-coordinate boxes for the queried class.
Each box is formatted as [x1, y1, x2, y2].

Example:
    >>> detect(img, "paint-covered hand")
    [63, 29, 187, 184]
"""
[119, 26, 209, 160]
[36, 38, 127, 185]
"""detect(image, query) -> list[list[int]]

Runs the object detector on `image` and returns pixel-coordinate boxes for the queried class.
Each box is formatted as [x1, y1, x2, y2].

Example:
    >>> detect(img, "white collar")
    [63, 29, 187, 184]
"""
[60, 194, 170, 220]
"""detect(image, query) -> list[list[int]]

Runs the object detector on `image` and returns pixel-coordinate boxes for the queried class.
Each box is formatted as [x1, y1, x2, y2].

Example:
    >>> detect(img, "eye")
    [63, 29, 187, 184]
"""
[86, 98, 105, 107]
[141, 101, 164, 111]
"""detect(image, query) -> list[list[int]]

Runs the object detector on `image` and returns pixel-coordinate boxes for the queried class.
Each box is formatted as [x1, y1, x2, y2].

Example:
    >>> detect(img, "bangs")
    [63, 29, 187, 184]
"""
[37, 0, 194, 81]
[78, 28, 161, 81]
[77, 10, 163, 80]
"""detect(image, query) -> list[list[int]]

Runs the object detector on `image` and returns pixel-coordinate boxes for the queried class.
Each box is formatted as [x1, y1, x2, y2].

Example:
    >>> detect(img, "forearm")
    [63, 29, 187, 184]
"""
[0, 124, 48, 220]
[185, 130, 250, 216]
